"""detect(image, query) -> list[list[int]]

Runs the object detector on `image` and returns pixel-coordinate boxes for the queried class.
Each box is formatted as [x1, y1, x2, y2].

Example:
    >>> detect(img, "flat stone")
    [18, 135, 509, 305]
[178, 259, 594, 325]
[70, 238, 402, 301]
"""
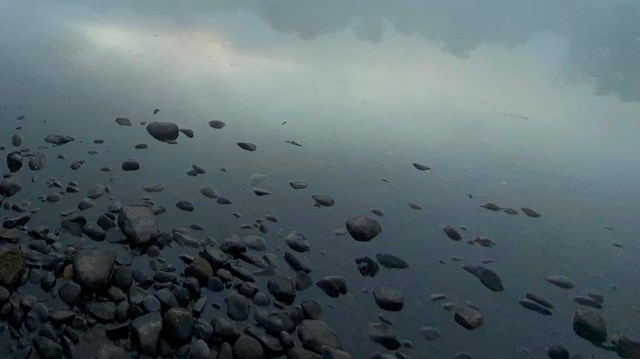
[132, 312, 162, 355]
[115, 117, 132, 126]
[375, 253, 408, 269]
[0, 178, 22, 197]
[237, 142, 257, 151]
[316, 276, 347, 298]
[267, 275, 296, 304]
[233, 334, 265, 359]
[208, 120, 226, 129]
[545, 275, 574, 289]
[44, 134, 74, 145]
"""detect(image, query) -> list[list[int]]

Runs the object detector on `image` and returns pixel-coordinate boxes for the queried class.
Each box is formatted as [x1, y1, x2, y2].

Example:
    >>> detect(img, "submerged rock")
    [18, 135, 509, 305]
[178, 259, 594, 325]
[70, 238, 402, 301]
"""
[481, 202, 501, 211]
[373, 287, 404, 311]
[115, 117, 132, 126]
[518, 299, 552, 315]
[368, 322, 401, 350]
[316, 276, 348, 298]
[208, 120, 226, 129]
[545, 275, 574, 289]
[7, 151, 22, 172]
[572, 309, 607, 344]
[345, 217, 382, 242]
[0, 178, 22, 197]
[118, 206, 159, 246]
[44, 134, 75, 145]
[462, 265, 504, 291]
[298, 320, 342, 353]
[146, 122, 179, 142]
[412, 163, 431, 171]
[419, 326, 442, 341]
[29, 151, 45, 171]
[0, 248, 25, 289]
[443, 225, 462, 241]
[289, 181, 308, 190]
[454, 307, 484, 330]
[376, 253, 409, 269]
[237, 142, 257, 151]
[312, 194, 334, 207]
[355, 257, 379, 277]
[132, 312, 162, 355]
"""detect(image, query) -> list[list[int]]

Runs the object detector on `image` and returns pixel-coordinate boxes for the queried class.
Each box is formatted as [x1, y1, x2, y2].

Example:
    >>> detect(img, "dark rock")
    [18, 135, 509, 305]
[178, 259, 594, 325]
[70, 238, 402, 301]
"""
[373, 287, 404, 311]
[243, 235, 267, 251]
[419, 326, 442, 341]
[33, 335, 63, 359]
[200, 186, 219, 198]
[546, 344, 569, 359]
[0, 248, 25, 289]
[237, 142, 257, 151]
[146, 122, 180, 142]
[163, 307, 195, 343]
[412, 163, 430, 171]
[115, 117, 132, 126]
[7, 151, 22, 172]
[462, 265, 504, 291]
[185, 257, 213, 283]
[268, 275, 296, 304]
[518, 299, 552, 315]
[298, 320, 342, 353]
[316, 276, 347, 298]
[233, 335, 265, 359]
[44, 134, 75, 145]
[368, 322, 401, 350]
[58, 281, 81, 306]
[89, 301, 117, 323]
[73, 248, 116, 291]
[355, 256, 379, 277]
[208, 120, 226, 129]
[176, 200, 194, 212]
[254, 188, 271, 196]
[572, 309, 607, 344]
[284, 251, 312, 273]
[545, 275, 574, 289]
[345, 217, 382, 242]
[0, 178, 22, 197]
[29, 151, 45, 171]
[454, 307, 484, 330]
[227, 292, 250, 321]
[179, 128, 194, 138]
[613, 335, 640, 359]
[301, 300, 323, 320]
[312, 194, 334, 207]
[132, 312, 163, 355]
[289, 182, 308, 190]
[212, 317, 241, 343]
[526, 292, 554, 309]
[122, 159, 140, 171]
[375, 253, 408, 269]
[285, 231, 310, 252]
[481, 202, 502, 211]
[443, 225, 462, 241]
[521, 207, 541, 218]
[118, 206, 159, 246]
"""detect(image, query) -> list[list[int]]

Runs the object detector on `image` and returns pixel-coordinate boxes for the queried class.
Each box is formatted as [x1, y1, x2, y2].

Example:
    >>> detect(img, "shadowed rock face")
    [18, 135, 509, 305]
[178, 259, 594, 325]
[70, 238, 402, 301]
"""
[0, 248, 25, 289]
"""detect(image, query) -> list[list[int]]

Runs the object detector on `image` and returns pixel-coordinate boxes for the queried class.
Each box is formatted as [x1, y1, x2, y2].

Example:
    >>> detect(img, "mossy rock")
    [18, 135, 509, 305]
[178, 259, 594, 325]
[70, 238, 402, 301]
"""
[0, 248, 25, 289]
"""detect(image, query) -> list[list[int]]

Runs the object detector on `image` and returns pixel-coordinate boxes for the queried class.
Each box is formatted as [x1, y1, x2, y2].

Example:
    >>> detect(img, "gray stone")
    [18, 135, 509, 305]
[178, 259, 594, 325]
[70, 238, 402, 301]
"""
[267, 275, 296, 304]
[454, 307, 484, 330]
[58, 281, 81, 306]
[298, 320, 342, 353]
[316, 276, 347, 298]
[233, 334, 266, 359]
[73, 248, 116, 291]
[132, 312, 162, 355]
[118, 206, 159, 246]
[146, 122, 179, 142]
[373, 287, 404, 311]
[0, 248, 25, 289]
[163, 307, 195, 343]
[0, 178, 22, 197]
[368, 322, 401, 350]
[572, 309, 607, 344]
[462, 265, 504, 292]
[345, 217, 382, 242]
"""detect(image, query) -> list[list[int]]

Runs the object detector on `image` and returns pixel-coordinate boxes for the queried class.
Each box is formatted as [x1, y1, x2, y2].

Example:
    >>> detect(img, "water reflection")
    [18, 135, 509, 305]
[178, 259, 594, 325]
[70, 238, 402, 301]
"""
[46, 0, 640, 102]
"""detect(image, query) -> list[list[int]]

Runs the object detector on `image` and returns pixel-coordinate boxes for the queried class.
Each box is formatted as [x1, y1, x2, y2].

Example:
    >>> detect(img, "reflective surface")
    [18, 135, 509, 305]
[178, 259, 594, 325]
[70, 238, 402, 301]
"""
[1, 1, 640, 358]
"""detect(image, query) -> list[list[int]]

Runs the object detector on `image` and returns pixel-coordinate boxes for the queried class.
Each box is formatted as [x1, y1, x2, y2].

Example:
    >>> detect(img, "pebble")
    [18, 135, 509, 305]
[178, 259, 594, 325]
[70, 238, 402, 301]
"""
[208, 120, 226, 129]
[345, 217, 382, 242]
[572, 308, 607, 344]
[373, 287, 404, 311]
[481, 202, 501, 211]
[454, 306, 484, 330]
[521, 207, 541, 218]
[443, 225, 462, 241]
[237, 142, 257, 151]
[518, 299, 552, 315]
[368, 322, 401, 350]
[419, 326, 442, 341]
[146, 122, 180, 142]
[316, 276, 348, 298]
[122, 159, 141, 171]
[545, 275, 574, 289]
[176, 200, 194, 212]
[462, 265, 504, 291]
[312, 193, 335, 207]
[376, 253, 409, 269]
[289, 181, 308, 189]
[115, 117, 132, 126]
[412, 162, 431, 171]
[142, 183, 164, 193]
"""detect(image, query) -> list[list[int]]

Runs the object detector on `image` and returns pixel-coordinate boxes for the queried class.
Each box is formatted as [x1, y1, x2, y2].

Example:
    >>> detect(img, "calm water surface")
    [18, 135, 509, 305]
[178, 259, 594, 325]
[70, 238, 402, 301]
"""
[1, 1, 640, 358]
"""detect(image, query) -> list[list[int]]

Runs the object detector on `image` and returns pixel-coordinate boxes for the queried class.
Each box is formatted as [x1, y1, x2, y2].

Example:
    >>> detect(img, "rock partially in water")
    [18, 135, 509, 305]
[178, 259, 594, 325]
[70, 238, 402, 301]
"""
[208, 120, 226, 129]
[33, 336, 62, 359]
[73, 248, 116, 291]
[115, 117, 132, 126]
[518, 299, 552, 315]
[521, 207, 541, 218]
[574, 295, 602, 309]
[345, 217, 382, 242]
[142, 183, 164, 193]
[355, 257, 379, 277]
[312, 193, 334, 207]
[118, 206, 159, 246]
[122, 159, 140, 171]
[443, 225, 462, 241]
[375, 253, 408, 269]
[572, 308, 607, 344]
[44, 134, 75, 145]
[503, 207, 519, 215]
[613, 335, 640, 359]
[29, 151, 45, 171]
[298, 320, 342, 353]
[0, 248, 25, 289]
[132, 312, 162, 355]
[407, 201, 422, 210]
[0, 178, 22, 197]
[7, 151, 22, 172]
[316, 276, 348, 298]
[162, 307, 195, 343]
[285, 231, 310, 252]
[254, 188, 271, 196]
[237, 142, 257, 151]
[227, 292, 251, 321]
[11, 134, 22, 147]
[179, 128, 194, 138]
[545, 275, 574, 289]
[289, 181, 308, 190]
[525, 292, 554, 309]
[462, 265, 504, 291]
[373, 287, 404, 311]
[419, 326, 442, 341]
[454, 306, 484, 330]
[546, 344, 569, 359]
[267, 275, 296, 305]
[412, 163, 431, 171]
[200, 186, 219, 199]
[233, 334, 265, 359]
[146, 122, 179, 142]
[481, 202, 502, 211]
[368, 322, 401, 350]
[176, 200, 194, 212]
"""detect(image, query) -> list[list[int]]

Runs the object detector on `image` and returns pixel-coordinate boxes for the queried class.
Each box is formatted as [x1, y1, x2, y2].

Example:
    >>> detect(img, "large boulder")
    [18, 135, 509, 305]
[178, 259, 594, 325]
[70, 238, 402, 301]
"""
[118, 206, 159, 246]
[73, 248, 116, 291]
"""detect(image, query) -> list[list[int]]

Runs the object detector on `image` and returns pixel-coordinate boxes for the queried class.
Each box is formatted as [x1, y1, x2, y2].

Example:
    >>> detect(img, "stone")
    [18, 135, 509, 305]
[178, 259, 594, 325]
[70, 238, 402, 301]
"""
[454, 307, 484, 330]
[58, 281, 81, 306]
[33, 335, 63, 359]
[237, 142, 257, 151]
[7, 151, 22, 172]
[289, 181, 308, 190]
[375, 253, 408, 269]
[176, 200, 194, 212]
[267, 275, 296, 304]
[73, 248, 116, 291]
[89, 302, 117, 323]
[44, 134, 74, 145]
[285, 231, 310, 252]
[200, 186, 219, 198]
[185, 257, 213, 283]
[0, 248, 25, 289]
[227, 292, 250, 321]
[233, 335, 265, 359]
[546, 344, 569, 359]
[163, 307, 195, 343]
[613, 335, 640, 359]
[572, 309, 607, 344]
[115, 117, 132, 126]
[462, 265, 504, 291]
[122, 159, 140, 171]
[373, 287, 404, 311]
[118, 206, 159, 246]
[208, 120, 226, 129]
[312, 193, 334, 207]
[243, 235, 267, 251]
[419, 326, 442, 341]
[412, 162, 431, 171]
[132, 312, 162, 355]
[316, 276, 347, 298]
[521, 207, 541, 218]
[345, 217, 382, 242]
[545, 275, 574, 289]
[284, 250, 312, 273]
[29, 151, 45, 171]
[368, 322, 401, 350]
[298, 320, 342, 353]
[443, 225, 462, 241]
[146, 122, 180, 142]
[190, 339, 210, 359]
[518, 299, 552, 315]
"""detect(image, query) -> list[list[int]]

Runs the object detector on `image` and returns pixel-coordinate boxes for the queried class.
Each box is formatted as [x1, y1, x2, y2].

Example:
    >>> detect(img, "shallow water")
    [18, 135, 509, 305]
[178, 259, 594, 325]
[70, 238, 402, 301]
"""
[1, 1, 640, 358]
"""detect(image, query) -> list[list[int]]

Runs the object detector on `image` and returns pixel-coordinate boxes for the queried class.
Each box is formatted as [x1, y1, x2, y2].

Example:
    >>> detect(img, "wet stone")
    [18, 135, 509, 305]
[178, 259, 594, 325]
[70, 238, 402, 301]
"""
[0, 178, 22, 197]
[316, 276, 348, 298]
[521, 207, 541, 218]
[200, 186, 218, 198]
[0, 248, 25, 289]
[179, 128, 194, 138]
[132, 312, 162, 355]
[368, 322, 401, 350]
[419, 326, 442, 341]
[243, 235, 267, 251]
[373, 287, 404, 311]
[526, 292, 554, 309]
[208, 120, 226, 129]
[227, 292, 250, 321]
[115, 117, 132, 126]
[185, 257, 213, 283]
[146, 122, 180, 142]
[29, 151, 45, 171]
[481, 202, 502, 211]
[89, 301, 117, 323]
[545, 275, 574, 289]
[33, 335, 63, 359]
[267, 275, 296, 304]
[44, 134, 75, 145]
[73, 248, 116, 291]
[122, 159, 140, 171]
[312, 193, 334, 207]
[376, 253, 409, 269]
[253, 188, 271, 196]
[454, 307, 484, 330]
[233, 334, 265, 359]
[176, 200, 194, 212]
[345, 217, 382, 242]
[7, 151, 22, 172]
[284, 250, 312, 273]
[518, 299, 552, 315]
[547, 344, 569, 359]
[237, 142, 257, 151]
[572, 308, 607, 344]
[462, 265, 504, 292]
[162, 307, 195, 343]
[355, 256, 379, 277]
[289, 181, 308, 190]
[298, 320, 342, 354]
[58, 281, 81, 306]
[118, 206, 159, 246]
[443, 225, 462, 241]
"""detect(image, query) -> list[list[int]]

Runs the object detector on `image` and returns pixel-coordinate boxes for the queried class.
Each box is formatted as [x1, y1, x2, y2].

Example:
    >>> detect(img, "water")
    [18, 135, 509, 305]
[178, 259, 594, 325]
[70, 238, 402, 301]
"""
[1, 1, 640, 358]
